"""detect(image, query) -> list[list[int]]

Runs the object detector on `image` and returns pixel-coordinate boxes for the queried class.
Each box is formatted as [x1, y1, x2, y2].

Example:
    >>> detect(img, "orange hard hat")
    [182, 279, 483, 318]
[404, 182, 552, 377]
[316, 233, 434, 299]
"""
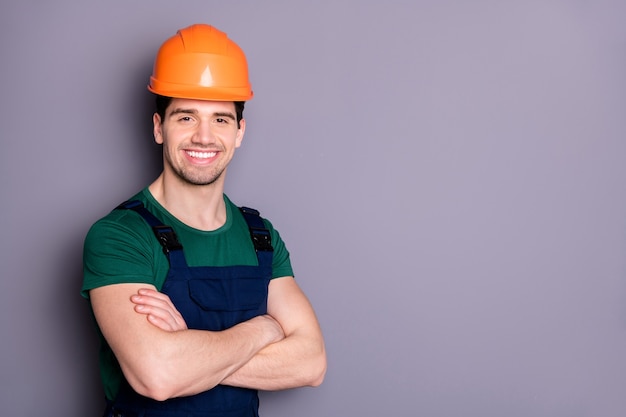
[148, 24, 253, 101]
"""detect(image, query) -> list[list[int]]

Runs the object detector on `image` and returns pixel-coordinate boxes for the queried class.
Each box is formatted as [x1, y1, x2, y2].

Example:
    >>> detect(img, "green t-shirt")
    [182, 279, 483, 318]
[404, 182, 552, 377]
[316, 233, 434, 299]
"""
[82, 188, 293, 400]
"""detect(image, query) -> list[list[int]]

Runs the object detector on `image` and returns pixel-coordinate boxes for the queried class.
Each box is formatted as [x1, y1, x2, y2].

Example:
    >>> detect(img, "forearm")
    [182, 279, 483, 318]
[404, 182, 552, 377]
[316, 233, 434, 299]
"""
[221, 330, 327, 391]
[136, 316, 279, 399]
[91, 284, 283, 401]
[123, 278, 327, 394]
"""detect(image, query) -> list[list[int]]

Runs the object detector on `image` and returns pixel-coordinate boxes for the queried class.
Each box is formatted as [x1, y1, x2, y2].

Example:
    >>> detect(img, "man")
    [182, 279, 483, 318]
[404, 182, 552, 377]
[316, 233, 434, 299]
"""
[82, 24, 326, 417]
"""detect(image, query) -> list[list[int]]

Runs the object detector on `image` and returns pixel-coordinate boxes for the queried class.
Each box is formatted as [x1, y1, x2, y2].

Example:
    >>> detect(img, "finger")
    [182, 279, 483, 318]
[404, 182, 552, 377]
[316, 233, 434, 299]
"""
[131, 290, 188, 331]
[147, 313, 179, 332]
[137, 288, 173, 303]
[134, 304, 187, 331]
[132, 291, 178, 312]
[134, 303, 176, 321]
[131, 293, 173, 311]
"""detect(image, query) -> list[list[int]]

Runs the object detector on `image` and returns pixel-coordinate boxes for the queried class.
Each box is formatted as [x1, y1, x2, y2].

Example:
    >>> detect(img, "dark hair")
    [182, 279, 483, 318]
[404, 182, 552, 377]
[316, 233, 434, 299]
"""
[155, 95, 245, 128]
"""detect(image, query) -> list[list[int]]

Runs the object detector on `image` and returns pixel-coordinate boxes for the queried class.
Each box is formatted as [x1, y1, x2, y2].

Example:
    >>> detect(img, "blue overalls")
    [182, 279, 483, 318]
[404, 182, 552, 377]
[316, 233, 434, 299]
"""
[103, 201, 274, 417]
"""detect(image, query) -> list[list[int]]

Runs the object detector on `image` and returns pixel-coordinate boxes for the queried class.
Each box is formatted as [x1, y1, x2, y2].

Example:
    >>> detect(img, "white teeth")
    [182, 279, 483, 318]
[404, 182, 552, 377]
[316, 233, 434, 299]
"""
[187, 151, 217, 158]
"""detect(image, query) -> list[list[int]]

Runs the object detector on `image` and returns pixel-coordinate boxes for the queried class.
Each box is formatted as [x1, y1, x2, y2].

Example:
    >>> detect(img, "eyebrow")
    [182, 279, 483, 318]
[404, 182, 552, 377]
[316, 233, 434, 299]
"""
[168, 108, 236, 120]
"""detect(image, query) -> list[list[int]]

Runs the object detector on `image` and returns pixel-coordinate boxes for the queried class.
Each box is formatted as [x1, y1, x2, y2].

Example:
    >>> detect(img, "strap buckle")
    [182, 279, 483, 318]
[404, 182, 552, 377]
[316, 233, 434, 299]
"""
[249, 227, 273, 252]
[152, 225, 183, 254]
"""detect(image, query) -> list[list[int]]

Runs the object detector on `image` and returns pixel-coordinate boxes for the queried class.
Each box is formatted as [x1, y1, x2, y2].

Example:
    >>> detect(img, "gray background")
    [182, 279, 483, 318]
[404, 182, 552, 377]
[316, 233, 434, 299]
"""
[1, 1, 625, 416]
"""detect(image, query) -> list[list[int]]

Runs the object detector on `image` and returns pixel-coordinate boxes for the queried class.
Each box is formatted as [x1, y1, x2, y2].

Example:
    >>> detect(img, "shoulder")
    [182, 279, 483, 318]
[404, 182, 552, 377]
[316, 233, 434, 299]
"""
[223, 196, 293, 276]
[83, 195, 160, 262]
[86, 206, 152, 245]
[82, 198, 165, 297]
[223, 196, 286, 248]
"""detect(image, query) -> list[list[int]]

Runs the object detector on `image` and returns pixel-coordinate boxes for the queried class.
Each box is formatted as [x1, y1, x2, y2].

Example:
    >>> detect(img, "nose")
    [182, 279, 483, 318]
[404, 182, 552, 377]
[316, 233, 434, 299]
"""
[192, 119, 216, 145]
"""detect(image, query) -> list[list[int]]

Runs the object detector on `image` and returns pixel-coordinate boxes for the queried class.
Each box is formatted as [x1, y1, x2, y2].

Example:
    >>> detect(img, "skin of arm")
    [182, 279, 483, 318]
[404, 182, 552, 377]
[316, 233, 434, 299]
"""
[132, 276, 327, 391]
[89, 283, 285, 401]
[222, 276, 327, 390]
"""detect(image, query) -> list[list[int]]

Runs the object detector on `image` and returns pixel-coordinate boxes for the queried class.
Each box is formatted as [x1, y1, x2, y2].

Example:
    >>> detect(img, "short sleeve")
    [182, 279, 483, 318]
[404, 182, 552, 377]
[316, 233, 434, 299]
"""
[263, 218, 294, 279]
[81, 211, 160, 298]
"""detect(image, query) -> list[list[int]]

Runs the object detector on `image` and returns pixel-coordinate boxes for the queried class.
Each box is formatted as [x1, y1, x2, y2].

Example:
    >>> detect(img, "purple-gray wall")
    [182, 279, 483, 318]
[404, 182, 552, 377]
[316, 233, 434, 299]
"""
[2, 1, 625, 416]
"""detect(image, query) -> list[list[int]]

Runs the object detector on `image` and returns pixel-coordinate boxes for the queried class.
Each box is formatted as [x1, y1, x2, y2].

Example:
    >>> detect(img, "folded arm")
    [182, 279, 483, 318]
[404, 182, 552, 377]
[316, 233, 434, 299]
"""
[132, 276, 327, 391]
[221, 276, 327, 390]
[90, 283, 284, 401]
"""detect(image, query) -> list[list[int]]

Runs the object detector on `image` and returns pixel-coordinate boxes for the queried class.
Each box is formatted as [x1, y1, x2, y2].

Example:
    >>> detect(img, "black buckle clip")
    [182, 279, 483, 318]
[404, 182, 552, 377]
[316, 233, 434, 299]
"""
[152, 225, 183, 254]
[250, 227, 273, 252]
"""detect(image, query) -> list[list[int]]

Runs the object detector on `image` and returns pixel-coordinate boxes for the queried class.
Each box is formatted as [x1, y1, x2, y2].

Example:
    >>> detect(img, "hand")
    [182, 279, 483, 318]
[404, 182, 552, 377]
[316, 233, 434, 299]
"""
[130, 288, 188, 331]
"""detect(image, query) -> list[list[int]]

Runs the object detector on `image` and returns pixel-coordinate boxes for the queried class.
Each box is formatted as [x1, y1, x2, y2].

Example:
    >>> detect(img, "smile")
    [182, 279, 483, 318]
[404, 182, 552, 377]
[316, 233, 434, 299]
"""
[186, 150, 217, 159]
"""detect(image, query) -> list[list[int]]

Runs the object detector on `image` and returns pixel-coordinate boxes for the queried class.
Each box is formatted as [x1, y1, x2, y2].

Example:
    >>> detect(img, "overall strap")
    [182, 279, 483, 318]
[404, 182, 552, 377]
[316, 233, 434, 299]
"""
[239, 206, 274, 269]
[115, 200, 273, 269]
[116, 200, 187, 268]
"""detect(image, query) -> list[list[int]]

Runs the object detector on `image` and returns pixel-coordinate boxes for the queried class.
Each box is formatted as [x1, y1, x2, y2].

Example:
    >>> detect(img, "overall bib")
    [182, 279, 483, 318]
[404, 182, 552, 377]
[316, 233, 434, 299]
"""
[104, 201, 274, 417]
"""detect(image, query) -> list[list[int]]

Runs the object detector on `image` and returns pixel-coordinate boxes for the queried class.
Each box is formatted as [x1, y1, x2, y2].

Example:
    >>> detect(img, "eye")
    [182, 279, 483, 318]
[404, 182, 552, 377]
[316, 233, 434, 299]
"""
[179, 116, 193, 122]
[215, 118, 229, 124]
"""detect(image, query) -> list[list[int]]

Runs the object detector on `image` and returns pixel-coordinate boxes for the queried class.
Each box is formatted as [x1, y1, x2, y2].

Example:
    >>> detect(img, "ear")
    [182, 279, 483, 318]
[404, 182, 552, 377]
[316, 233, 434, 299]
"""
[235, 118, 246, 148]
[153, 113, 164, 144]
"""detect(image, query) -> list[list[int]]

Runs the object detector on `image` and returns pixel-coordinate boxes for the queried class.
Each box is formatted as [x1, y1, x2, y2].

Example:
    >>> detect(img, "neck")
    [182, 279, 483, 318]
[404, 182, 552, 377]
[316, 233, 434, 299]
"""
[148, 173, 227, 231]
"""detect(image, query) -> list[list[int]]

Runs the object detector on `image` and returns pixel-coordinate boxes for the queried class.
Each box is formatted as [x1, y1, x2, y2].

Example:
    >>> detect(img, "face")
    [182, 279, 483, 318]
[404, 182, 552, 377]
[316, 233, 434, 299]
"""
[153, 98, 245, 187]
